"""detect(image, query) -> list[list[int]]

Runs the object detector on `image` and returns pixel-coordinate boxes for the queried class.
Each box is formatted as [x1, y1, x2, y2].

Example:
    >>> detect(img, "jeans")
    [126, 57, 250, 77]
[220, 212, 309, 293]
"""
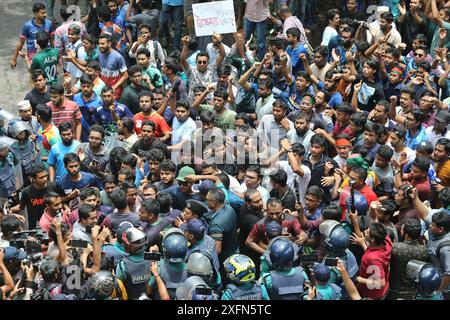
[159, 4, 184, 49]
[244, 18, 267, 61]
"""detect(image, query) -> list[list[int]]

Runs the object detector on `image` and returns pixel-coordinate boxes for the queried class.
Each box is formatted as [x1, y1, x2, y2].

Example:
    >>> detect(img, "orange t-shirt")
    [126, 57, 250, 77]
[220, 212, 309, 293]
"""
[133, 111, 172, 137]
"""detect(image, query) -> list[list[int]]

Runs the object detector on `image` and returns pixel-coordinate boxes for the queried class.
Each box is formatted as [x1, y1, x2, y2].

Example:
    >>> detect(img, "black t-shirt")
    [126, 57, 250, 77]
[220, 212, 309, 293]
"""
[130, 138, 169, 159]
[354, 76, 385, 112]
[20, 182, 63, 229]
[24, 88, 51, 114]
[270, 188, 297, 211]
[238, 204, 263, 253]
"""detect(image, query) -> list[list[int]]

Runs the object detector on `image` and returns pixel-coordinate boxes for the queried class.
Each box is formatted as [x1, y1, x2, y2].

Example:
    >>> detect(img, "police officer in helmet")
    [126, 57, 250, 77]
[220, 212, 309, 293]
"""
[148, 228, 188, 300]
[407, 260, 443, 300]
[186, 251, 221, 292]
[221, 254, 270, 300]
[115, 227, 150, 300]
[261, 237, 309, 300]
[319, 219, 359, 285]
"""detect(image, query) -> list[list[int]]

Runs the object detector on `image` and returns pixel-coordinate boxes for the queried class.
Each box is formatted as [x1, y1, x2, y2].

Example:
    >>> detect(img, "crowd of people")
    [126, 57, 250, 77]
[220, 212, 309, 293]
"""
[0, 0, 450, 301]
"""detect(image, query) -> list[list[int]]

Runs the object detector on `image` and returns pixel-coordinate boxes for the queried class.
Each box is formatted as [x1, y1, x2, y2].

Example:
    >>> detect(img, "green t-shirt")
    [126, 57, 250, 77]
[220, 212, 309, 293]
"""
[30, 47, 59, 85]
[143, 65, 164, 88]
[199, 104, 236, 132]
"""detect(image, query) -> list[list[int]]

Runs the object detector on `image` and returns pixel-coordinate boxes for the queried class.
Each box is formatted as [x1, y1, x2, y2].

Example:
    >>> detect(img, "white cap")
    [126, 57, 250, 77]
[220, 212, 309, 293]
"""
[17, 100, 31, 111]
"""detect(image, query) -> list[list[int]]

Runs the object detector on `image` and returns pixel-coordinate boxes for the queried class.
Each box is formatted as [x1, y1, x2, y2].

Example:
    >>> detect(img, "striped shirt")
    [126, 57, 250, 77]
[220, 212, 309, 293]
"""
[47, 99, 82, 128]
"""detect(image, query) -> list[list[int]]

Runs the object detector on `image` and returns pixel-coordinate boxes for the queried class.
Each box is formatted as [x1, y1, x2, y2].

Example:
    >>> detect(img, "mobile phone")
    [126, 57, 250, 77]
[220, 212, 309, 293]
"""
[70, 239, 89, 248]
[324, 257, 338, 267]
[195, 287, 212, 296]
[144, 252, 162, 261]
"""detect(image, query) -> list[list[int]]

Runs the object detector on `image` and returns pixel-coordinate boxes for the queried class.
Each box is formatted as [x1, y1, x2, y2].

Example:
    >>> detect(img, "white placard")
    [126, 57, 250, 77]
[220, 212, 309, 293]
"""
[192, 0, 237, 37]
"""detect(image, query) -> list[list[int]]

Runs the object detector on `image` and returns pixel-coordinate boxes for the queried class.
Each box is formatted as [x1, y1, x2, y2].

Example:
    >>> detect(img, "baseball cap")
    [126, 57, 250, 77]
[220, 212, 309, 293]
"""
[3, 246, 27, 261]
[176, 166, 196, 182]
[185, 199, 208, 217]
[313, 263, 331, 282]
[68, 23, 81, 35]
[192, 180, 215, 194]
[265, 221, 282, 237]
[435, 110, 450, 123]
[17, 100, 31, 111]
[180, 218, 207, 236]
[416, 141, 434, 155]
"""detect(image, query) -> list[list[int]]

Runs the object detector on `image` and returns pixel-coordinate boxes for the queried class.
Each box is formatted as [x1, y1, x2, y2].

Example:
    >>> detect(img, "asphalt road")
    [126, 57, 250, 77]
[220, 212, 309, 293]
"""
[0, 0, 35, 114]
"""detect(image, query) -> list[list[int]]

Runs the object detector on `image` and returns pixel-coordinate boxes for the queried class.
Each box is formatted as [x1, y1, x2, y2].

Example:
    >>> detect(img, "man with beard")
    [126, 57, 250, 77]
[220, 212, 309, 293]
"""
[404, 109, 428, 151]
[10, 164, 64, 229]
[48, 122, 81, 182]
[286, 27, 308, 76]
[154, 160, 177, 191]
[288, 93, 331, 132]
[93, 86, 133, 136]
[355, 122, 382, 165]
[168, 101, 197, 163]
[72, 61, 106, 96]
[120, 65, 150, 114]
[253, 78, 276, 122]
[130, 120, 169, 159]
[98, 33, 128, 100]
[307, 46, 332, 83]
[289, 111, 314, 151]
[133, 91, 171, 139]
[388, 124, 416, 164]
[426, 110, 450, 147]
[389, 87, 416, 124]
[372, 12, 402, 49]
[73, 75, 103, 142]
[56, 153, 102, 211]
[24, 70, 51, 112]
[145, 149, 165, 185]
[76, 125, 110, 181]
[238, 189, 264, 263]
[433, 138, 450, 188]
[117, 117, 138, 151]
[7, 100, 40, 137]
[138, 199, 172, 247]
[47, 84, 82, 141]
[162, 166, 202, 211]
[72, 203, 99, 244]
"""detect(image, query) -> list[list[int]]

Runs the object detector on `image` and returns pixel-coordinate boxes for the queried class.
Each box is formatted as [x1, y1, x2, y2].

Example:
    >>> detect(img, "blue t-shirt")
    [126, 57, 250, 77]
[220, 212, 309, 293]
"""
[57, 171, 102, 194]
[162, 185, 202, 211]
[73, 93, 103, 142]
[317, 82, 343, 108]
[47, 141, 81, 181]
[20, 18, 54, 53]
[286, 43, 308, 76]
[92, 102, 134, 134]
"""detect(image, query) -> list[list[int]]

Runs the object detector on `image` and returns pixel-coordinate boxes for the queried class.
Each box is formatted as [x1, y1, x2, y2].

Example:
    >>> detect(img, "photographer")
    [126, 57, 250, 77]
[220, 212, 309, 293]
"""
[1, 215, 23, 248]
[0, 247, 15, 299]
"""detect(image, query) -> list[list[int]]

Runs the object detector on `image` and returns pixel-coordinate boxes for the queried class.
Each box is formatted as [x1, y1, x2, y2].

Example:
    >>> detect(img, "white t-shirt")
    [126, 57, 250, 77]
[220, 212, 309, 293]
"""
[279, 160, 311, 203]
[321, 26, 338, 46]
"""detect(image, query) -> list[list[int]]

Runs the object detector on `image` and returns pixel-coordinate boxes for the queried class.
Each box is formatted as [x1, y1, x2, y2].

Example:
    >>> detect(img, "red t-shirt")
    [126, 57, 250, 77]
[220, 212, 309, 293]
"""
[411, 176, 431, 202]
[339, 185, 378, 220]
[134, 111, 172, 137]
[247, 215, 303, 246]
[358, 235, 392, 299]
[47, 99, 82, 128]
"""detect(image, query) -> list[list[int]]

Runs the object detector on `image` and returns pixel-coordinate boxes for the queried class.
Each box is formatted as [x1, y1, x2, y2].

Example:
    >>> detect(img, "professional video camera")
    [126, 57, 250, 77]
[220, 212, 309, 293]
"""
[10, 228, 50, 251]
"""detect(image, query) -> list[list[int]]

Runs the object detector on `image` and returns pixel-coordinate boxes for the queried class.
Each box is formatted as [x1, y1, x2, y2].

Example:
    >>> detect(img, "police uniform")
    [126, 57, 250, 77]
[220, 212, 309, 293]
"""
[221, 281, 270, 300]
[262, 267, 309, 300]
[116, 253, 152, 300]
[0, 150, 18, 200]
[150, 259, 187, 300]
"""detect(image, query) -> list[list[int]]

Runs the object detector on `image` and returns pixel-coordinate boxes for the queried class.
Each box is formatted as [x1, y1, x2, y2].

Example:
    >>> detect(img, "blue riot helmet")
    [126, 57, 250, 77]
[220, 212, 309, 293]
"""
[162, 228, 188, 263]
[269, 237, 295, 271]
[176, 276, 217, 300]
[345, 190, 368, 217]
[407, 260, 442, 296]
[320, 220, 350, 255]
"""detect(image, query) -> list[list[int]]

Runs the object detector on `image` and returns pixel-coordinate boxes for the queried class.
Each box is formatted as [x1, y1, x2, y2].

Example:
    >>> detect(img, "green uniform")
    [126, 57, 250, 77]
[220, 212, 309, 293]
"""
[30, 47, 59, 85]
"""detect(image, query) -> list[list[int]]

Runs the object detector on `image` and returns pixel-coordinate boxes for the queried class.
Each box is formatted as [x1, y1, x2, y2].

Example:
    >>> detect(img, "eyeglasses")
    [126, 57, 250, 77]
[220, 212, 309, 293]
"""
[197, 61, 208, 65]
